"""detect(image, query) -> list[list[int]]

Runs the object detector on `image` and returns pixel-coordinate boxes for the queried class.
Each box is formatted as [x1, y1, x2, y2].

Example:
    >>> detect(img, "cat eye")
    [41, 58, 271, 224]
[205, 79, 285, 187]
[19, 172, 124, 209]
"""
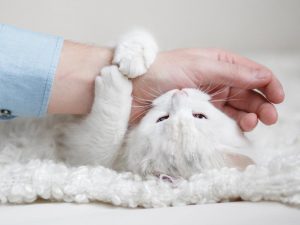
[156, 115, 169, 123]
[193, 113, 207, 119]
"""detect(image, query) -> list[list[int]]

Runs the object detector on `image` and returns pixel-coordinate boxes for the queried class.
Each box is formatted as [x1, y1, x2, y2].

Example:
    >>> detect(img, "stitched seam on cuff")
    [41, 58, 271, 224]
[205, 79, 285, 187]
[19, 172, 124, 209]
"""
[0, 24, 4, 33]
[38, 36, 63, 117]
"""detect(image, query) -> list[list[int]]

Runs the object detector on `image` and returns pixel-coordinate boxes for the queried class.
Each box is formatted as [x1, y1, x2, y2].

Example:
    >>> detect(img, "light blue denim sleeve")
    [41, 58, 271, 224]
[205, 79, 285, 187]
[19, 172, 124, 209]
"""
[0, 24, 63, 119]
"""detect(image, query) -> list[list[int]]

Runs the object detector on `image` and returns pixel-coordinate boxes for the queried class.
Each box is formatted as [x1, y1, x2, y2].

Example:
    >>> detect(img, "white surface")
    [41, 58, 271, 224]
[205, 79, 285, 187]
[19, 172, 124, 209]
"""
[0, 201, 299, 225]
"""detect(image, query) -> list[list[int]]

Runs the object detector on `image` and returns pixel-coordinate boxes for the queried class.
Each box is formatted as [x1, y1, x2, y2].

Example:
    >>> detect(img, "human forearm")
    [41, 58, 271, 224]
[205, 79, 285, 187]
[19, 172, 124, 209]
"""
[48, 41, 113, 114]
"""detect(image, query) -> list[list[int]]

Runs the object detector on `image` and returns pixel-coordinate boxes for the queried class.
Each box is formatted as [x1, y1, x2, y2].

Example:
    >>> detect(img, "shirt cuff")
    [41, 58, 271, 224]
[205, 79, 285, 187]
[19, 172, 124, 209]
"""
[0, 24, 64, 119]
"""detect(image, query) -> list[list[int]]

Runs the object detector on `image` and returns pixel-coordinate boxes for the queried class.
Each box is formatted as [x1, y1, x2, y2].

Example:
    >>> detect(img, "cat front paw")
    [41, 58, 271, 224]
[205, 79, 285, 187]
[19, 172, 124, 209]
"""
[113, 31, 158, 79]
[95, 65, 132, 96]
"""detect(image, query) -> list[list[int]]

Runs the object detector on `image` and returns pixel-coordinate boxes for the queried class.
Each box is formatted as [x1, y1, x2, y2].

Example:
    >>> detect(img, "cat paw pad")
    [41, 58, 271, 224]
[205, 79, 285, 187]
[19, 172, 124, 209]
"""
[96, 65, 132, 94]
[113, 31, 158, 79]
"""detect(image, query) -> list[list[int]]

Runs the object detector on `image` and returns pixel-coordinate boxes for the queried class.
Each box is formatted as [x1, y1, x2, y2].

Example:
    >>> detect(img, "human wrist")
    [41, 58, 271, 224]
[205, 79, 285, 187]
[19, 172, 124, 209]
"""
[48, 41, 113, 114]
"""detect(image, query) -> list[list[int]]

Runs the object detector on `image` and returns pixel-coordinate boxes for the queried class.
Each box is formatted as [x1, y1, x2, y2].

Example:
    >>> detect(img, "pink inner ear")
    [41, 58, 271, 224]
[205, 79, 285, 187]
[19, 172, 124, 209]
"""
[224, 152, 255, 171]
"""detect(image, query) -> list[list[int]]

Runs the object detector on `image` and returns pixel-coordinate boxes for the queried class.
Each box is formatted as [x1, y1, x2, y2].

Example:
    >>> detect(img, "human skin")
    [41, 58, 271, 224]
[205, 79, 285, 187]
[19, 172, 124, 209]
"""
[48, 41, 284, 132]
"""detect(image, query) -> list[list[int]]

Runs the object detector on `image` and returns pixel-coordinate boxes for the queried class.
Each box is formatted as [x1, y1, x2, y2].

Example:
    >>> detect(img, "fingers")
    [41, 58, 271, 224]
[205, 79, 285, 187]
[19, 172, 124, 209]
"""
[192, 58, 285, 104]
[226, 88, 278, 125]
[188, 48, 285, 104]
[217, 49, 285, 103]
[194, 57, 273, 88]
[222, 105, 258, 132]
[239, 113, 259, 132]
[258, 76, 285, 104]
[191, 48, 269, 71]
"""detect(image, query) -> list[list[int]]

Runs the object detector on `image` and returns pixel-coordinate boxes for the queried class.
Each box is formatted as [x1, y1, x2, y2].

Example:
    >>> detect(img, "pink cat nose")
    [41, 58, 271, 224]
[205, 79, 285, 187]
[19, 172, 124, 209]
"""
[171, 89, 188, 109]
[173, 90, 188, 97]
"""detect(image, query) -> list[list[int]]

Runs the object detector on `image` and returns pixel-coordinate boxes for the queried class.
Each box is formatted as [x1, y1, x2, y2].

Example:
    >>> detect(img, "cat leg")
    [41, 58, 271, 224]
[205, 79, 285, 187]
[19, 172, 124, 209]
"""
[113, 30, 158, 78]
[63, 66, 132, 167]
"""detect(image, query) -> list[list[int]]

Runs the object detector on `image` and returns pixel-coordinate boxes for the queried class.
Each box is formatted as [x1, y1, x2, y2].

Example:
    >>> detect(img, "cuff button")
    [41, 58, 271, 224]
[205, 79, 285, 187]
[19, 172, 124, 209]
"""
[0, 109, 12, 115]
[0, 109, 15, 119]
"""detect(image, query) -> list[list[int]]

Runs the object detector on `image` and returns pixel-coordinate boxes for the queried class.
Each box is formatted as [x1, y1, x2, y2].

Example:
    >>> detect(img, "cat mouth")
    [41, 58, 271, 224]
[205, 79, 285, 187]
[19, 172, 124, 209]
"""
[154, 172, 177, 183]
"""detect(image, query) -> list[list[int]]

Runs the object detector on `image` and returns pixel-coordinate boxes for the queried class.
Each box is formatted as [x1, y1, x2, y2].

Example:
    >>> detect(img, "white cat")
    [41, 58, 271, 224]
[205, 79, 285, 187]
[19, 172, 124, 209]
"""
[0, 31, 253, 179]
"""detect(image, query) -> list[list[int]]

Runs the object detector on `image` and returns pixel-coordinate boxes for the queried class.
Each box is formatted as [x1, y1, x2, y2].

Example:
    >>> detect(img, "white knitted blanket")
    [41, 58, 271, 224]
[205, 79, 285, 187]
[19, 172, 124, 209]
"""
[0, 54, 299, 208]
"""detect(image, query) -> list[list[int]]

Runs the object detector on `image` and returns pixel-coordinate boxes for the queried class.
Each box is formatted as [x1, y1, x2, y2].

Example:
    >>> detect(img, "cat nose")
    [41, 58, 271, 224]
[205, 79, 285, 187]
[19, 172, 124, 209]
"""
[173, 90, 188, 97]
[171, 90, 188, 110]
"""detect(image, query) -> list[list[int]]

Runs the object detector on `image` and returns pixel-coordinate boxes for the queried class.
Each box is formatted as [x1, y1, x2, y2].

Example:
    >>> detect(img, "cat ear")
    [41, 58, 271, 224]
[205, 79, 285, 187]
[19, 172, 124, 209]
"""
[222, 152, 254, 171]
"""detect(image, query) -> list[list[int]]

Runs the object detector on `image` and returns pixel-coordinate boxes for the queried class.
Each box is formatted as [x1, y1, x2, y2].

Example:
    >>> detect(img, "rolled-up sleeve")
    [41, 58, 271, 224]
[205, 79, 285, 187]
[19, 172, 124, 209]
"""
[0, 24, 63, 119]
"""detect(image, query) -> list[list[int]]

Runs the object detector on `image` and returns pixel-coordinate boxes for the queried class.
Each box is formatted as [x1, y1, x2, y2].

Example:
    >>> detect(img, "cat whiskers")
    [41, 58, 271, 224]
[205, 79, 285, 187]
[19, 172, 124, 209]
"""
[141, 88, 159, 99]
[133, 97, 152, 105]
[207, 80, 229, 95]
[141, 79, 163, 97]
[209, 81, 253, 105]
[131, 94, 153, 123]
[210, 83, 253, 104]
[200, 80, 229, 98]
[209, 86, 229, 98]
[130, 107, 151, 123]
[202, 80, 220, 94]
[210, 98, 244, 103]
[130, 80, 164, 123]
[199, 80, 213, 94]
[132, 91, 154, 103]
[131, 81, 162, 107]
[131, 104, 152, 108]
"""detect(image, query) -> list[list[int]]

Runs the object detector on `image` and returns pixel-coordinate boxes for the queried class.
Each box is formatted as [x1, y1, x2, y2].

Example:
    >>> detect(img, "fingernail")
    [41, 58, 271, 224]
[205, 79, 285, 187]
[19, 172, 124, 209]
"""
[256, 70, 271, 79]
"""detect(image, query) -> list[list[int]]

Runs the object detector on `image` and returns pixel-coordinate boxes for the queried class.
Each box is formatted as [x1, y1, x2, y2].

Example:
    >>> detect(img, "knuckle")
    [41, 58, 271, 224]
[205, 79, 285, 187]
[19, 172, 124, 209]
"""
[216, 49, 236, 64]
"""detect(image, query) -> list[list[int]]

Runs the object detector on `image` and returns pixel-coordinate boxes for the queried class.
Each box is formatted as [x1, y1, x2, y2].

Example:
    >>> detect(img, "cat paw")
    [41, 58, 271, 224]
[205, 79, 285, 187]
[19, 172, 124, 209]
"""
[113, 31, 158, 79]
[96, 65, 132, 95]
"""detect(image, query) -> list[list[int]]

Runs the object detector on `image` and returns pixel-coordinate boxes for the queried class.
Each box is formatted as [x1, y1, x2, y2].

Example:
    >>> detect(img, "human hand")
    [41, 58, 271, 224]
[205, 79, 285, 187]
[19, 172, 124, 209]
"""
[131, 48, 285, 132]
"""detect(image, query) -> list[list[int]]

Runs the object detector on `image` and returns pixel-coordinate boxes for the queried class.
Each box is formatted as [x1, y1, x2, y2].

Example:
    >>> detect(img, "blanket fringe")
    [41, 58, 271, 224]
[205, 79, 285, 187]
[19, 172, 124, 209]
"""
[0, 155, 299, 208]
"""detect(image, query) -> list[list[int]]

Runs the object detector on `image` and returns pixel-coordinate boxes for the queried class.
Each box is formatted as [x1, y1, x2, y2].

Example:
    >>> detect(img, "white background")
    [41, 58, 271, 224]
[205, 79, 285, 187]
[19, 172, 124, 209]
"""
[0, 0, 299, 52]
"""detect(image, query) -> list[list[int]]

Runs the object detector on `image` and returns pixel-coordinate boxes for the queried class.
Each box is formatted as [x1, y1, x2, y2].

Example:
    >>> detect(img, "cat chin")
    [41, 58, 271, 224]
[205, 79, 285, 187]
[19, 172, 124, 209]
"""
[129, 150, 254, 179]
[122, 144, 254, 179]
[121, 127, 252, 179]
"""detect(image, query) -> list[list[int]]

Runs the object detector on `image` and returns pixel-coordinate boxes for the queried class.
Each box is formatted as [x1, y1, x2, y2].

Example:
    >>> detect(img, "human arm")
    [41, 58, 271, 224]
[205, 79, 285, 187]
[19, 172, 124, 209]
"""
[0, 24, 112, 118]
[47, 41, 112, 114]
[0, 24, 63, 119]
[0, 24, 284, 131]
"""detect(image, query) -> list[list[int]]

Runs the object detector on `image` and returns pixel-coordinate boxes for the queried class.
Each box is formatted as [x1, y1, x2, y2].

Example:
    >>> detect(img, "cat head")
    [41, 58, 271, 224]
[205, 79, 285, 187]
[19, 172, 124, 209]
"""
[124, 88, 253, 178]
